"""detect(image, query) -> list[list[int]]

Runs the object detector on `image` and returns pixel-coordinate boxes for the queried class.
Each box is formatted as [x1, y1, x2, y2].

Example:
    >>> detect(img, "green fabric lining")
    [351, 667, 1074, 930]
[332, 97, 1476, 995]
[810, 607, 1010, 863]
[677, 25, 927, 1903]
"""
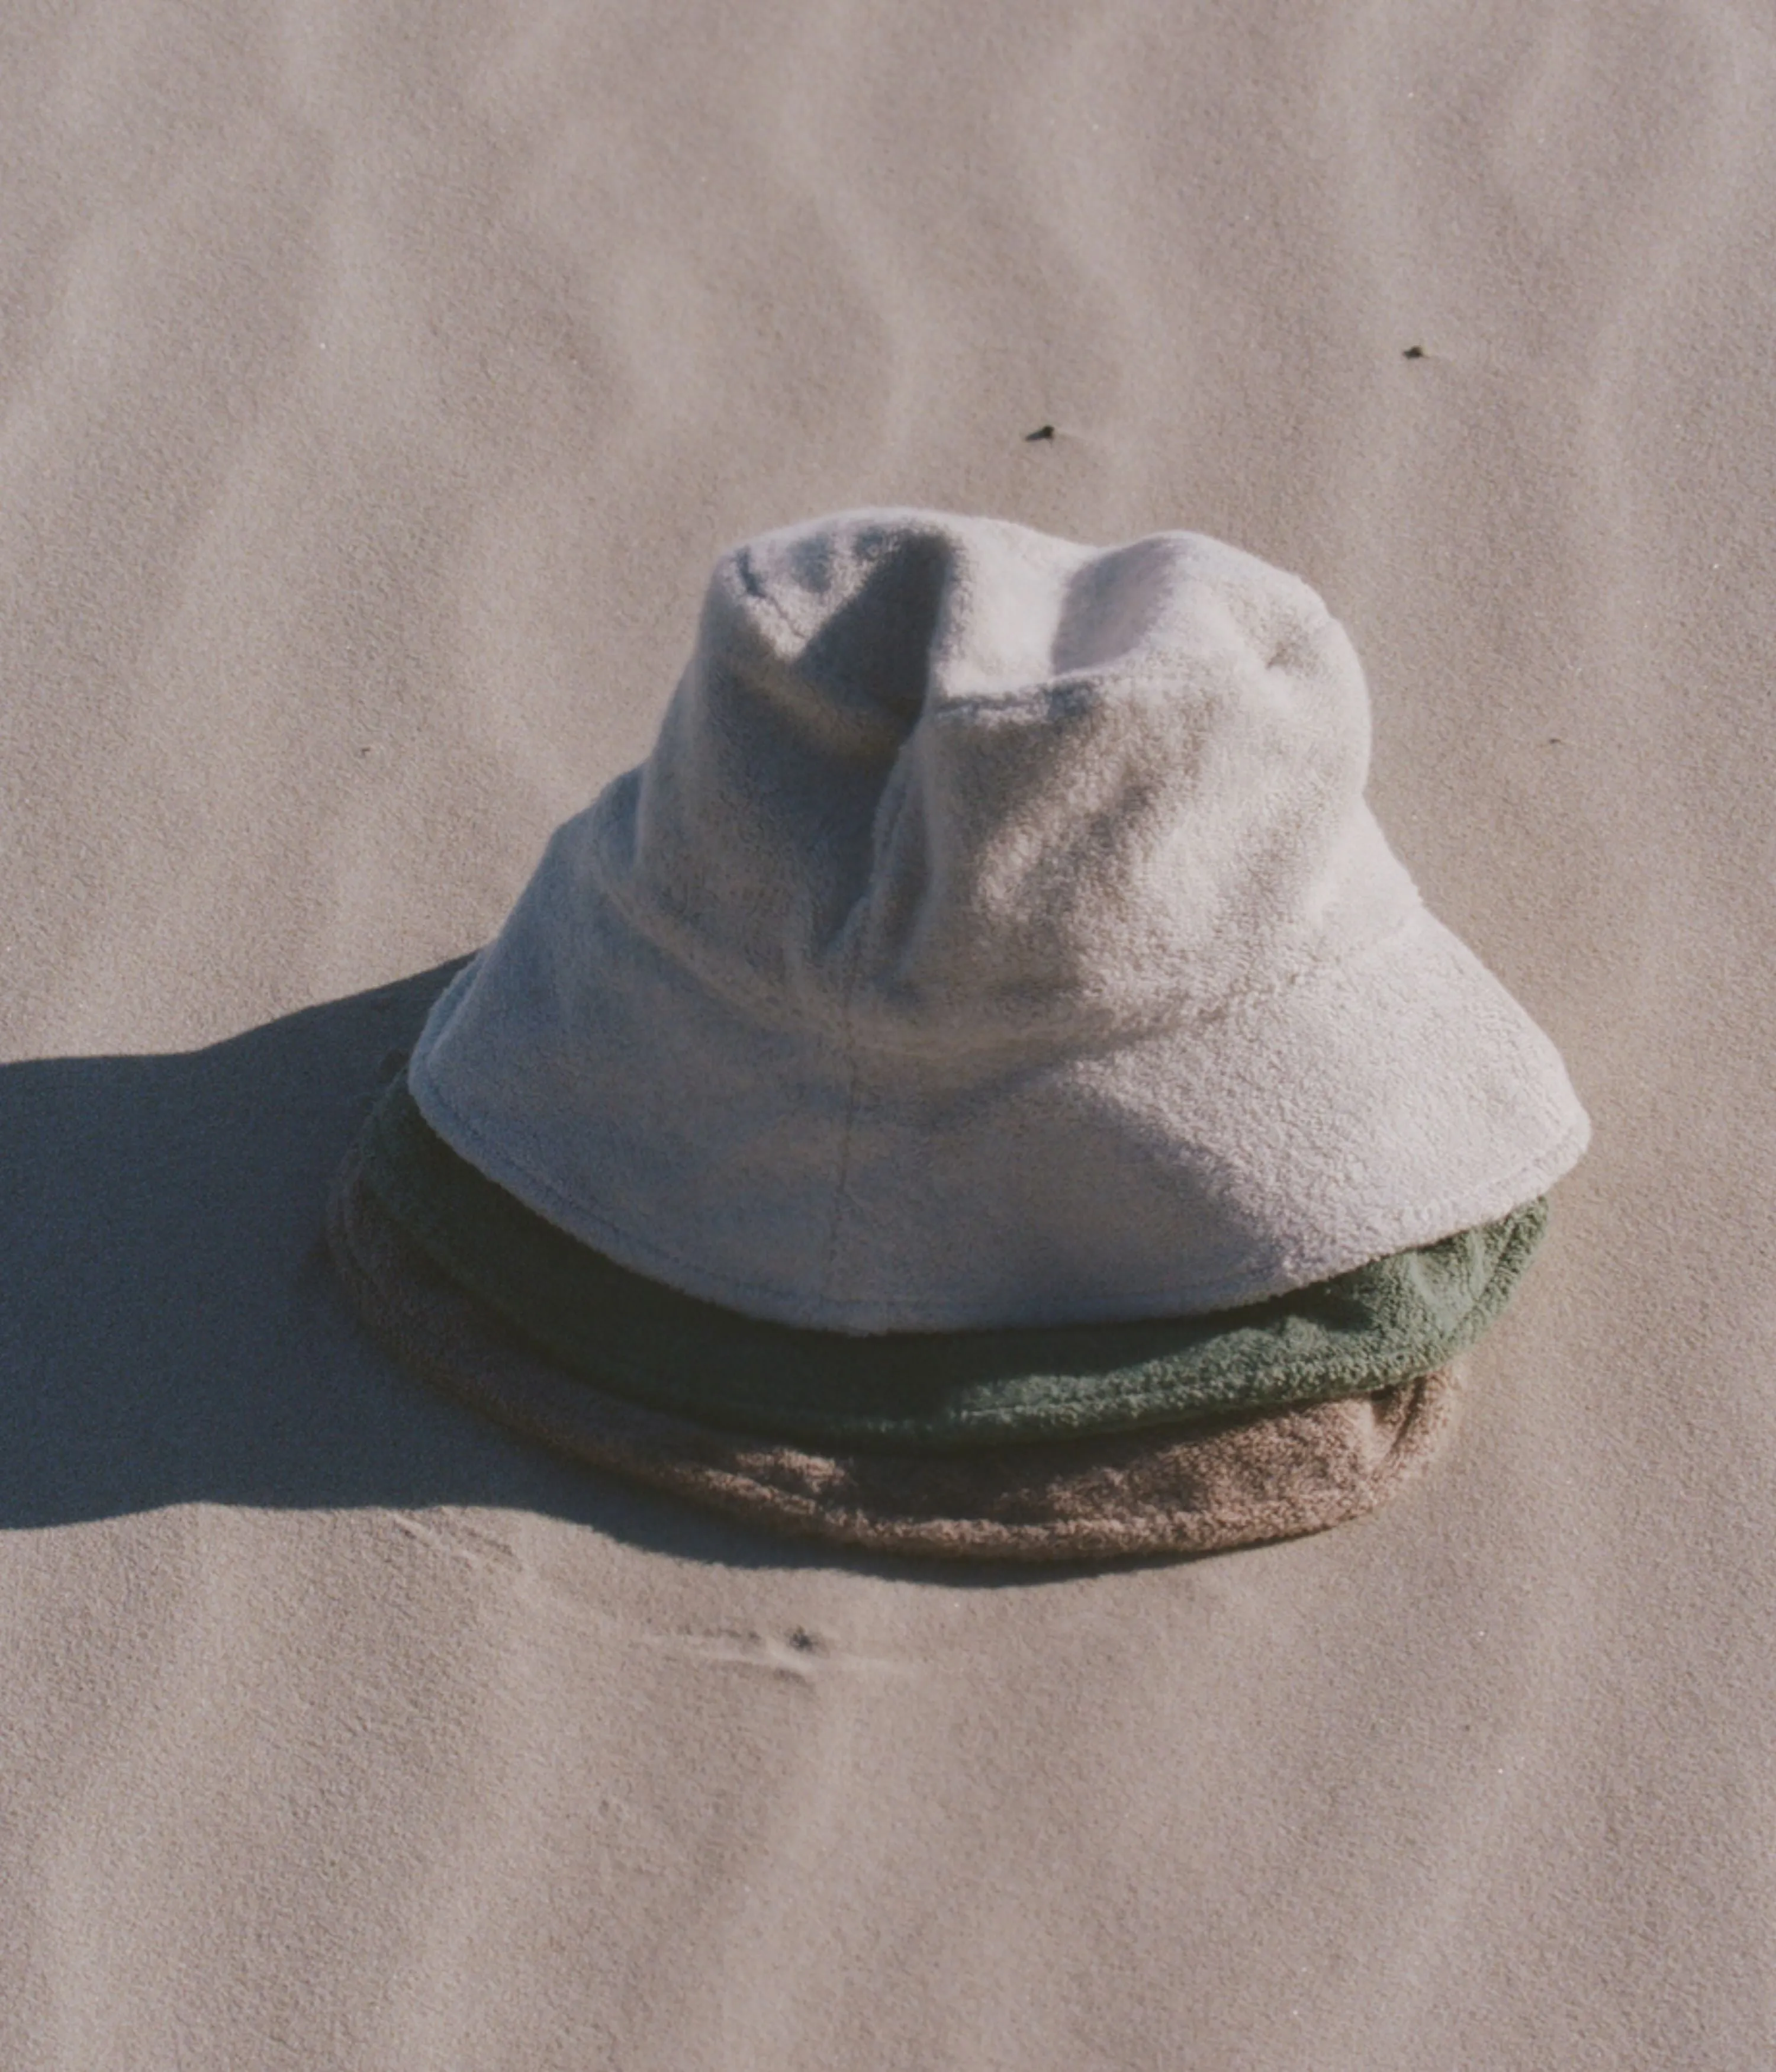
[359, 1076, 1546, 1453]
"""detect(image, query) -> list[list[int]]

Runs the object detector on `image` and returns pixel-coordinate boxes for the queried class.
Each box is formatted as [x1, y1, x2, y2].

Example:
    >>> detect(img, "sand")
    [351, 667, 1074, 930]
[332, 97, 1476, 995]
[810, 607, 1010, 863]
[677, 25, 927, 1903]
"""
[2, 1, 1773, 2065]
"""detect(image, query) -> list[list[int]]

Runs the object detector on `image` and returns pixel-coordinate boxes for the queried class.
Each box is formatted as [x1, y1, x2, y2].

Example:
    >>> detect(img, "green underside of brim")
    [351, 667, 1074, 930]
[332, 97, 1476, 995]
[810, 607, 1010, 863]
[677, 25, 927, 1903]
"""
[358, 1076, 1547, 1453]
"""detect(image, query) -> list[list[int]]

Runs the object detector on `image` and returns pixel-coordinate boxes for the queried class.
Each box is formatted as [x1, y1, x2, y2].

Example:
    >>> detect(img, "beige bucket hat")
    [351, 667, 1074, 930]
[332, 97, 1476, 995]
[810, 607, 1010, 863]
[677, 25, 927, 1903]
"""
[331, 509, 1587, 1560]
[409, 509, 1585, 1330]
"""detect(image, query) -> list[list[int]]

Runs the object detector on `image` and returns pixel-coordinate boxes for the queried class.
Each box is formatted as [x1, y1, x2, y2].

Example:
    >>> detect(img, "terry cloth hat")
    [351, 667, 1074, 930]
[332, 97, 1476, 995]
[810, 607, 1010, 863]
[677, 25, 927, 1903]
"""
[330, 509, 1589, 1560]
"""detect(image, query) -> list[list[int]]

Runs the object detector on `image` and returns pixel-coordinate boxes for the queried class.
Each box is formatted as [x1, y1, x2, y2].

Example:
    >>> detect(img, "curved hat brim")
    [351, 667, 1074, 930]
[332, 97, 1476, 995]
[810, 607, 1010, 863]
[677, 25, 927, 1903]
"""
[408, 894, 1587, 1334]
[328, 1144, 1460, 1563]
[358, 1073, 1536, 1452]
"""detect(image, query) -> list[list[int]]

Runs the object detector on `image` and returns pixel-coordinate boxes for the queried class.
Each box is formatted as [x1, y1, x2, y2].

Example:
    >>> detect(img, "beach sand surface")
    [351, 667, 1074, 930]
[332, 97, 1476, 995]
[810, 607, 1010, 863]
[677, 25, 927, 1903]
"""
[2, 2, 1774, 2065]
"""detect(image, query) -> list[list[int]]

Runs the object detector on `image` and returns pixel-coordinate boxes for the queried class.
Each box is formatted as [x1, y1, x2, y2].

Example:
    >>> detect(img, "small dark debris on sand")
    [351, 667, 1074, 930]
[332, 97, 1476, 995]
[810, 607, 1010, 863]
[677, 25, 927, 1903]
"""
[1025, 423, 1056, 441]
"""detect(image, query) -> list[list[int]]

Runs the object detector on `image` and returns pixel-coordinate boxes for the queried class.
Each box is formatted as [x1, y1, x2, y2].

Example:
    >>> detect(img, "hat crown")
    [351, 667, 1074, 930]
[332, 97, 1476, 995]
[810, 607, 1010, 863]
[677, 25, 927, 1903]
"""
[593, 510, 1418, 1047]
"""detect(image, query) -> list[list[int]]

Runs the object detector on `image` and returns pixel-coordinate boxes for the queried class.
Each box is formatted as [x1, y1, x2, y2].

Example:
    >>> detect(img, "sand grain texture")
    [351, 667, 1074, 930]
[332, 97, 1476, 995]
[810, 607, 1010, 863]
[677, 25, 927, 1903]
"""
[2, 2, 1774, 2067]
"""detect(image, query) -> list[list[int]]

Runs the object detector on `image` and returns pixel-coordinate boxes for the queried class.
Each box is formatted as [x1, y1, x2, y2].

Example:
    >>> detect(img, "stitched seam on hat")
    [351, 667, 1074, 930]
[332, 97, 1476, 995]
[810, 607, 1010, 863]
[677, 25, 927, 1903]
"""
[812, 886, 871, 1310]
[585, 874, 1428, 1058]
[817, 1041, 863, 1310]
[815, 751, 922, 1307]
[811, 883, 868, 1314]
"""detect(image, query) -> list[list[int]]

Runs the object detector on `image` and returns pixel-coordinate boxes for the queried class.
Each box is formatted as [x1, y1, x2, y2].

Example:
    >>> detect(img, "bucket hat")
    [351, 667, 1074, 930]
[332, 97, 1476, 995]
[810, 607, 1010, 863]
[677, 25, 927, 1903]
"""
[330, 509, 1588, 1560]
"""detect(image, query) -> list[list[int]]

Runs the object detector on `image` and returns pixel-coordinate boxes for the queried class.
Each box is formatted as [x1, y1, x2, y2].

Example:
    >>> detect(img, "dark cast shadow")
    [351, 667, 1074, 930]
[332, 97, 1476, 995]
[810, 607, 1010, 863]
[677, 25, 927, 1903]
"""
[0, 965, 1099, 1582]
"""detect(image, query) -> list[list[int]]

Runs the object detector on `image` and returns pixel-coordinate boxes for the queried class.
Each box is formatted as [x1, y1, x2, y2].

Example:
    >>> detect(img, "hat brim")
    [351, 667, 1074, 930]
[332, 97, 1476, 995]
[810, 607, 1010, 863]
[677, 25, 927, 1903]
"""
[410, 897, 1587, 1333]
[328, 1144, 1460, 1563]
[358, 1073, 1536, 1452]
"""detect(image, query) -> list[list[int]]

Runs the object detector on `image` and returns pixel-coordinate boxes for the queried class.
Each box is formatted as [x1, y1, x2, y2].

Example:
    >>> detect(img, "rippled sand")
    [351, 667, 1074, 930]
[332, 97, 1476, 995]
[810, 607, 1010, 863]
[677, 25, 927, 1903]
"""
[2, 4, 1772, 2065]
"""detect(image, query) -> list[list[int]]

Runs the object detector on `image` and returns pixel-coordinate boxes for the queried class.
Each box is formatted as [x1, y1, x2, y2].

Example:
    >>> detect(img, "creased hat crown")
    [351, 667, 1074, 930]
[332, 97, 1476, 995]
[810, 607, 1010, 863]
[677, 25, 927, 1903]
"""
[409, 509, 1589, 1332]
[600, 513, 1419, 1046]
